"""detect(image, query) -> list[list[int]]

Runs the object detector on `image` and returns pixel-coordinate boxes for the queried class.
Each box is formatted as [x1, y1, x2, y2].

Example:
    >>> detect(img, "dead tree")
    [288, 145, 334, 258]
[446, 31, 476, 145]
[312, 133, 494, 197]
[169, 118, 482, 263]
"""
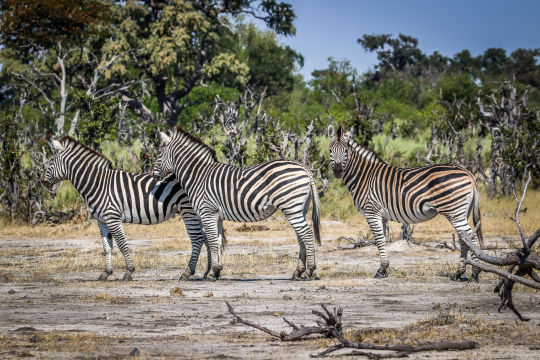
[461, 172, 540, 321]
[212, 95, 248, 167]
[225, 302, 477, 358]
[477, 79, 538, 197]
[12, 41, 140, 135]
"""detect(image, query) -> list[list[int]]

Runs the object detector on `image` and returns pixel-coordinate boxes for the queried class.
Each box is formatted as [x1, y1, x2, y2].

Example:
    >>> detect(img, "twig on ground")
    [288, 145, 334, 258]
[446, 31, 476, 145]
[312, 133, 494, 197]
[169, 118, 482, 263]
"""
[226, 302, 477, 358]
[333, 235, 375, 250]
[226, 302, 341, 341]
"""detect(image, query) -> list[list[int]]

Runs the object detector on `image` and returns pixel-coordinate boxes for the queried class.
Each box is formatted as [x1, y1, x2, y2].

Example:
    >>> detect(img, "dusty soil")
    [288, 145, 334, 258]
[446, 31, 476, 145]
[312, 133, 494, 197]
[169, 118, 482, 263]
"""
[1, 219, 539, 359]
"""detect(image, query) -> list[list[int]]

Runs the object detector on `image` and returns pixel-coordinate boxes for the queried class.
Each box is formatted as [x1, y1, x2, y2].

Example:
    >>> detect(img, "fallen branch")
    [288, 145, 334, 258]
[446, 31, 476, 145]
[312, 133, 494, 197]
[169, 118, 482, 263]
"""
[226, 302, 478, 358]
[226, 302, 341, 341]
[459, 172, 540, 321]
[334, 235, 375, 250]
[313, 327, 477, 358]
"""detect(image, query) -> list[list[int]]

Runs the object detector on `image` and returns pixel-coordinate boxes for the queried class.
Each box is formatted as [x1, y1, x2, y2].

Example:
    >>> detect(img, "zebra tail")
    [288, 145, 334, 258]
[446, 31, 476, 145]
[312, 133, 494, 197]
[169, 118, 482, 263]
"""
[310, 173, 321, 246]
[473, 185, 484, 249]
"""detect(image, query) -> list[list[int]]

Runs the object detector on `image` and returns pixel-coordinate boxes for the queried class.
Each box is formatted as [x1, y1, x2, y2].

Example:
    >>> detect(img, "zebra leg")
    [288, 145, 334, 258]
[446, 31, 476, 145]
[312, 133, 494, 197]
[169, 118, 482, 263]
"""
[178, 214, 206, 281]
[201, 212, 222, 281]
[284, 211, 317, 280]
[291, 244, 306, 280]
[97, 221, 113, 281]
[107, 221, 135, 281]
[446, 216, 481, 282]
[366, 216, 389, 278]
[201, 223, 223, 280]
[202, 238, 212, 280]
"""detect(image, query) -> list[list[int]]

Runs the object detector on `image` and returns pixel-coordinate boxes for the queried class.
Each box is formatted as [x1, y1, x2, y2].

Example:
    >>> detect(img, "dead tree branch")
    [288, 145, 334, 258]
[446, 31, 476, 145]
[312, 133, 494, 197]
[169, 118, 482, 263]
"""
[460, 172, 540, 321]
[334, 235, 375, 250]
[313, 327, 477, 358]
[226, 302, 342, 341]
[225, 302, 476, 358]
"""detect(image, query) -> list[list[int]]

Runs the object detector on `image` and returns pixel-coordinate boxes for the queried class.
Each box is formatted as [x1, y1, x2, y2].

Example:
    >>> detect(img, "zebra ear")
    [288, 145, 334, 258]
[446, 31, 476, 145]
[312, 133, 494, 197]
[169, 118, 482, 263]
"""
[159, 131, 171, 145]
[51, 139, 64, 151]
[343, 126, 354, 140]
[327, 125, 335, 138]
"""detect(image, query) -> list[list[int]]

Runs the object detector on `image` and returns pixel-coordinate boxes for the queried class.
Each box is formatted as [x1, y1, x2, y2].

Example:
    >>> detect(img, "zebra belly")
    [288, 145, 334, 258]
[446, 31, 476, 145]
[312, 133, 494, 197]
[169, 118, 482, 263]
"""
[221, 206, 277, 222]
[405, 206, 438, 224]
[380, 206, 438, 224]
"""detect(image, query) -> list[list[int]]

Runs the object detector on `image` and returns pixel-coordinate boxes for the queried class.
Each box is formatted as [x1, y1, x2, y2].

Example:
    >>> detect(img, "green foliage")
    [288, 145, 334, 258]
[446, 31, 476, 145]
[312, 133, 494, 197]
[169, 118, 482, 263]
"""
[73, 91, 119, 150]
[237, 23, 303, 95]
[0, 0, 112, 55]
[319, 179, 357, 219]
[500, 104, 540, 182]
[0, 112, 21, 181]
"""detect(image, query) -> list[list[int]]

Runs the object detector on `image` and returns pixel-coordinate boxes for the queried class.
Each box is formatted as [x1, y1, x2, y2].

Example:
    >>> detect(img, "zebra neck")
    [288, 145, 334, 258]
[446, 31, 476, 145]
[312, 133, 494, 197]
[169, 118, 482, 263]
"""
[342, 141, 387, 196]
[66, 154, 110, 200]
[172, 147, 216, 190]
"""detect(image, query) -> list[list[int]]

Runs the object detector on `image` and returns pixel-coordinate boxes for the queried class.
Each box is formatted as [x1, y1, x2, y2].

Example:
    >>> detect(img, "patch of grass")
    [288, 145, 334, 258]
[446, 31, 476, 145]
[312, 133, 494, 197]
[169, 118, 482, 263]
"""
[341, 309, 540, 346]
[94, 293, 128, 303]
[0, 331, 124, 355]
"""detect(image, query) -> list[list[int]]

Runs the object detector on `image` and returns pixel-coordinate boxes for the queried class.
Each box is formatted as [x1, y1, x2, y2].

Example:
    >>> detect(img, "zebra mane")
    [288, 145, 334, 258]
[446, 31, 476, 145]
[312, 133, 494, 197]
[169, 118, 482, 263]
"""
[170, 127, 217, 161]
[347, 138, 385, 164]
[58, 136, 114, 169]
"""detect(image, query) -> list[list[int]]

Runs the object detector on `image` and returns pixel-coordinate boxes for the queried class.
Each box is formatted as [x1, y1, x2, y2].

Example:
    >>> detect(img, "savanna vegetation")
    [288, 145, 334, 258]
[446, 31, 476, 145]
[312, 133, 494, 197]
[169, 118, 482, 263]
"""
[0, 0, 539, 227]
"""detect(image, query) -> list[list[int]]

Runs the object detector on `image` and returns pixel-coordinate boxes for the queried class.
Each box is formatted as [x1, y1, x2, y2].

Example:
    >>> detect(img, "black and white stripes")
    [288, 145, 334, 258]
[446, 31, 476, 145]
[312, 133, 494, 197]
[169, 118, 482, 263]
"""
[40, 136, 208, 280]
[329, 125, 483, 280]
[153, 127, 321, 280]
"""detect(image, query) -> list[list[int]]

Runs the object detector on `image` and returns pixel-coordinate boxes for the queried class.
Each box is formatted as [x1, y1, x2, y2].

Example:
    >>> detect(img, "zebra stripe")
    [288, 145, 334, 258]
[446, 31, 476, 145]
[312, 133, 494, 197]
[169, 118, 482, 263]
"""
[329, 125, 482, 280]
[153, 127, 321, 280]
[40, 136, 209, 281]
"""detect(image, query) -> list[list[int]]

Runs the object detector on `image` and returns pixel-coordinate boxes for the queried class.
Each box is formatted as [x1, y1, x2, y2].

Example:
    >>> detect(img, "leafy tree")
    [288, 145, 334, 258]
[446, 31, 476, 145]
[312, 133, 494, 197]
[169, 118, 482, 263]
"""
[106, 0, 297, 127]
[358, 33, 426, 78]
[73, 90, 119, 151]
[236, 23, 303, 95]
[0, 0, 112, 55]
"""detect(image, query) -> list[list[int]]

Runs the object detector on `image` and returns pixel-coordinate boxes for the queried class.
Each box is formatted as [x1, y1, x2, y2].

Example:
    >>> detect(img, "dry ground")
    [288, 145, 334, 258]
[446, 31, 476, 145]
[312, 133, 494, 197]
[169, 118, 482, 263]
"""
[1, 213, 540, 359]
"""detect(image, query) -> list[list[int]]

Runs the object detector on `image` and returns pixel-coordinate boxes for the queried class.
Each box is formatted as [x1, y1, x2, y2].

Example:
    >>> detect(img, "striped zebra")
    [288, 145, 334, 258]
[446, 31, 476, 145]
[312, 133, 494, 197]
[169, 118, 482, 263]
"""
[152, 127, 321, 280]
[40, 136, 211, 281]
[329, 125, 483, 281]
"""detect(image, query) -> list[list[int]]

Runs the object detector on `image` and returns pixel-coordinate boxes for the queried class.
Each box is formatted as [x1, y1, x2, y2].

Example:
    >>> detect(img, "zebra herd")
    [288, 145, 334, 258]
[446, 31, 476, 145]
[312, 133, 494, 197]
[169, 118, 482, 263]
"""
[40, 125, 483, 282]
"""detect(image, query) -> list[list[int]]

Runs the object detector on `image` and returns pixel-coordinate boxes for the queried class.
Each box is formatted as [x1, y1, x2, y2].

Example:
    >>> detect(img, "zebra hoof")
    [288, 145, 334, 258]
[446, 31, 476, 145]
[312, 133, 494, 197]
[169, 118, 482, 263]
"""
[178, 268, 193, 281]
[373, 269, 388, 278]
[291, 269, 304, 281]
[205, 275, 218, 282]
[470, 273, 480, 283]
[450, 274, 468, 282]
[97, 271, 112, 281]
[178, 274, 190, 281]
[302, 274, 320, 281]
[213, 270, 222, 280]
[122, 272, 133, 281]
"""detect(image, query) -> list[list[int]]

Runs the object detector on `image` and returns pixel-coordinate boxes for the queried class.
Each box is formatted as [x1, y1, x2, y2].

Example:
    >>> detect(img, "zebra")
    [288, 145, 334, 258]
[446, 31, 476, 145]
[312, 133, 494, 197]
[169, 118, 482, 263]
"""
[329, 125, 483, 281]
[152, 127, 321, 280]
[40, 136, 211, 281]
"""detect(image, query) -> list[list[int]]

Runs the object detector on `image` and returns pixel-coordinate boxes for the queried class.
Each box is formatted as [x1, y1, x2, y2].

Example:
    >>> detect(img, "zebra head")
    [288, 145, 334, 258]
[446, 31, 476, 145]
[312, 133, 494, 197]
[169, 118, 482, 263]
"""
[40, 139, 68, 194]
[152, 130, 174, 180]
[329, 125, 352, 178]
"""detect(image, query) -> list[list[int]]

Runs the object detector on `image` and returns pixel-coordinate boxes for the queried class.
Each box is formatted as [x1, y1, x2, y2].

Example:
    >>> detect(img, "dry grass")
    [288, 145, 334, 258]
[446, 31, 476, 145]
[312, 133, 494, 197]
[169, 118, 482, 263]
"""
[3, 189, 537, 241]
[0, 242, 300, 282]
[345, 309, 540, 346]
[0, 331, 124, 356]
[308, 309, 540, 355]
